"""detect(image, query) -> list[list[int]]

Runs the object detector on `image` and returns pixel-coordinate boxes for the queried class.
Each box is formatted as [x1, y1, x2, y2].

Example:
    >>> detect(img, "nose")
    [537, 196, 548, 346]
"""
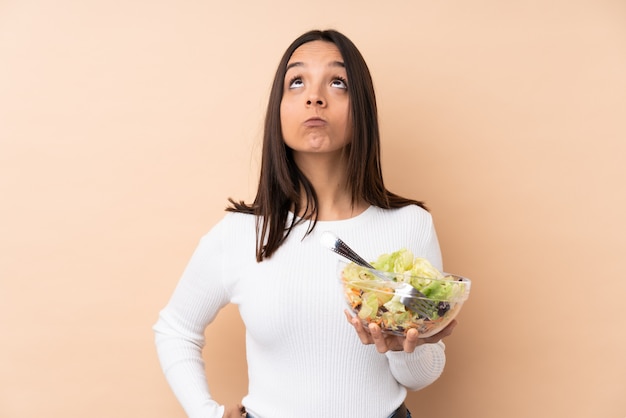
[306, 88, 326, 107]
[306, 98, 325, 106]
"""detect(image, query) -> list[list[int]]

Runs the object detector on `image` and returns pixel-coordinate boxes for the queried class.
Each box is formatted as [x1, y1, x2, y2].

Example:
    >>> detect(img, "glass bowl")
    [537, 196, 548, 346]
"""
[340, 261, 471, 338]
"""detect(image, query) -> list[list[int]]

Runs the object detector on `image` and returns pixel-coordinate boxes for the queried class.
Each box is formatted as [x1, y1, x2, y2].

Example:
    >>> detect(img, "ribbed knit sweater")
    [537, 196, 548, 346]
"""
[153, 205, 447, 418]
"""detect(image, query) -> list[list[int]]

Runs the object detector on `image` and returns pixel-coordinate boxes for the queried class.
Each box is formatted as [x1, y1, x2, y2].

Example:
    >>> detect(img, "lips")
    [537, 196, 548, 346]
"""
[303, 117, 326, 127]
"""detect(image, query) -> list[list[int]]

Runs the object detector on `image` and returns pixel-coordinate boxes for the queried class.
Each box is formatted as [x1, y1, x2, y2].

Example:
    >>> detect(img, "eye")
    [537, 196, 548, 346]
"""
[331, 77, 348, 89]
[288, 76, 304, 89]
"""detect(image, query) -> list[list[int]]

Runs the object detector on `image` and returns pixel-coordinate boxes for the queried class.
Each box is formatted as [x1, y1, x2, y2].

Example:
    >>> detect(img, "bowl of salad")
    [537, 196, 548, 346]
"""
[340, 249, 471, 338]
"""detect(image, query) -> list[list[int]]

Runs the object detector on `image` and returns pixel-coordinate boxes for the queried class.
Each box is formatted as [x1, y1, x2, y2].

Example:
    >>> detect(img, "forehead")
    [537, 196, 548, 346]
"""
[286, 40, 344, 67]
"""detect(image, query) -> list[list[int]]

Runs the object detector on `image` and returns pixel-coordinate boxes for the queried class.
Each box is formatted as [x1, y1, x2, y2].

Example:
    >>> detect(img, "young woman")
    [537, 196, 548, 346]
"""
[154, 29, 456, 418]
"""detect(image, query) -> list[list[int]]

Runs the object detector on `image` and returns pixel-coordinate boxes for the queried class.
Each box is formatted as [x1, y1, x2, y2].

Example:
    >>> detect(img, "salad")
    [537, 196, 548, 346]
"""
[341, 249, 468, 337]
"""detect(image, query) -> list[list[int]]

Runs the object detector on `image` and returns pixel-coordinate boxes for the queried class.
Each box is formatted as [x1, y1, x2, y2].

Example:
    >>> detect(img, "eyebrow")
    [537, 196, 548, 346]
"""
[285, 60, 345, 71]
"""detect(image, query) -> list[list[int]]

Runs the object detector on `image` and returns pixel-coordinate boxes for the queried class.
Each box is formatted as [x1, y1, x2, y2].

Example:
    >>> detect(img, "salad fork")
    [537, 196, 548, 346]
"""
[320, 231, 438, 319]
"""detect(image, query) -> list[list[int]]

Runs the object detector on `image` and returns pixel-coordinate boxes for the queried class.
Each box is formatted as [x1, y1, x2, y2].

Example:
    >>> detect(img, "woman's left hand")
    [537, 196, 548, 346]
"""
[344, 309, 457, 353]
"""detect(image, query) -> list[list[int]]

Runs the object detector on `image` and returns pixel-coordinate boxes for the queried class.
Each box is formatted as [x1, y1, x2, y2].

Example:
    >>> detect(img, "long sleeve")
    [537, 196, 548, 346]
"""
[386, 342, 447, 390]
[153, 220, 230, 418]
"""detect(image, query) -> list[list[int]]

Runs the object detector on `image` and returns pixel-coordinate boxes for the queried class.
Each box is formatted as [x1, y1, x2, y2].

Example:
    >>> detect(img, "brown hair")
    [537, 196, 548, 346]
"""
[227, 29, 426, 261]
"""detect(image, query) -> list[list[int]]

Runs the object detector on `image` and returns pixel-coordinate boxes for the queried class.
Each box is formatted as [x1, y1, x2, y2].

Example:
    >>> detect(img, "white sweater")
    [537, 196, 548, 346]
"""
[153, 205, 447, 418]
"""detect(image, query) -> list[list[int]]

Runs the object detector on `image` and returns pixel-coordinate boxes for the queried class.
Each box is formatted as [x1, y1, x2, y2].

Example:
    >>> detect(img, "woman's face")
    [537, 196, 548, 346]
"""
[280, 41, 351, 157]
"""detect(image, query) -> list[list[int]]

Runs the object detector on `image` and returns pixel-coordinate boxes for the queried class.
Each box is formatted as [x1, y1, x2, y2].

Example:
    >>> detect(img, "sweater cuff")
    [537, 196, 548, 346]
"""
[385, 341, 446, 390]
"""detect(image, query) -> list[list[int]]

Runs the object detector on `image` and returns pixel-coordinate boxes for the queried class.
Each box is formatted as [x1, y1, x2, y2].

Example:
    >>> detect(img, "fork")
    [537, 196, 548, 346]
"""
[320, 231, 437, 319]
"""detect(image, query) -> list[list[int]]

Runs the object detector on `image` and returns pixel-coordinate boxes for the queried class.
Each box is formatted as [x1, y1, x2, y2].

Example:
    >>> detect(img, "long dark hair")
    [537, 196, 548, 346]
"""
[227, 29, 426, 261]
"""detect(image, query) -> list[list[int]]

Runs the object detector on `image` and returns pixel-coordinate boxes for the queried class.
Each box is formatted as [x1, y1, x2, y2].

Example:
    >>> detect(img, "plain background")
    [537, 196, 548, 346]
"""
[1, 1, 625, 417]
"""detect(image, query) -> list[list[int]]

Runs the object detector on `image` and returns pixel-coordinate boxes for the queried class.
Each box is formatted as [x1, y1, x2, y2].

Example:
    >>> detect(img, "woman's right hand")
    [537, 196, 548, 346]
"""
[223, 403, 246, 418]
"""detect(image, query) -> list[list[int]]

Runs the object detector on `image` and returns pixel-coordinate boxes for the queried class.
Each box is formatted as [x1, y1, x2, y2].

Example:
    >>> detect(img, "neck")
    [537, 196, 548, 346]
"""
[293, 152, 367, 220]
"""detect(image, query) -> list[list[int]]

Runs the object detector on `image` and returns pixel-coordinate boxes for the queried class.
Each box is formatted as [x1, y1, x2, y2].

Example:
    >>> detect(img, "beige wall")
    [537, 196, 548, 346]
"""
[1, 1, 625, 417]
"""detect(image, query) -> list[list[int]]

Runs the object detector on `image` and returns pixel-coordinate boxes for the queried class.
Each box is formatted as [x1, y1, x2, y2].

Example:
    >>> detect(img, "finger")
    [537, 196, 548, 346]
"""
[345, 310, 372, 344]
[354, 319, 373, 344]
[403, 328, 419, 353]
[368, 323, 389, 353]
[343, 309, 353, 323]
[423, 319, 458, 344]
